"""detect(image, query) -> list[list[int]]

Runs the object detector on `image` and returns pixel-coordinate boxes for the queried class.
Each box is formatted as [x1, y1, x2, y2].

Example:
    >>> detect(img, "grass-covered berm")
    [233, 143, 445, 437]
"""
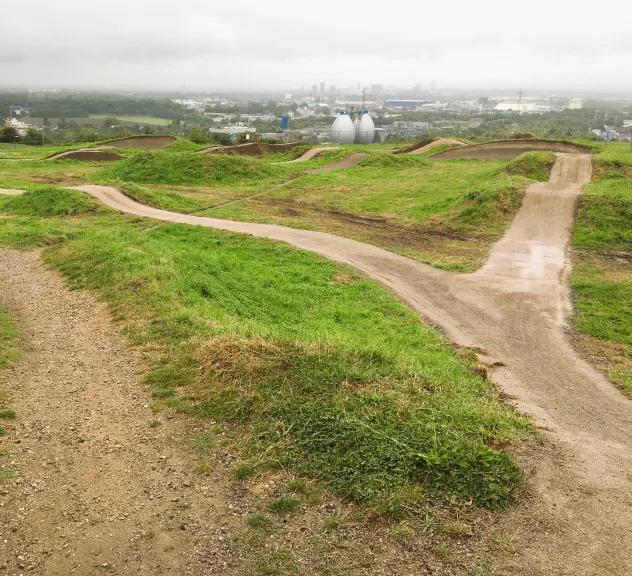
[94, 150, 556, 272]
[571, 143, 632, 396]
[0, 187, 531, 514]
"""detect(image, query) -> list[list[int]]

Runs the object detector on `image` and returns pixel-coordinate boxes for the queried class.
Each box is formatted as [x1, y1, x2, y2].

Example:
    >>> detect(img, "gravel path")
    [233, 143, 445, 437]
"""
[0, 251, 231, 575]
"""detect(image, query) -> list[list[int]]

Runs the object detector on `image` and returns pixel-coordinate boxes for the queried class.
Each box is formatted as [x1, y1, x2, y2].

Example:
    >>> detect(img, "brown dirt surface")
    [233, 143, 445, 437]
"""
[197, 142, 302, 156]
[305, 153, 367, 174]
[46, 150, 125, 162]
[275, 147, 339, 163]
[105, 136, 176, 149]
[433, 139, 590, 160]
[408, 139, 466, 155]
[0, 249, 232, 574]
[392, 139, 437, 154]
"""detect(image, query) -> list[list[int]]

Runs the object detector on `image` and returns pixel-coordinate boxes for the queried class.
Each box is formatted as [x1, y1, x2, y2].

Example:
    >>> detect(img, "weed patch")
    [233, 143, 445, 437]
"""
[506, 151, 555, 181]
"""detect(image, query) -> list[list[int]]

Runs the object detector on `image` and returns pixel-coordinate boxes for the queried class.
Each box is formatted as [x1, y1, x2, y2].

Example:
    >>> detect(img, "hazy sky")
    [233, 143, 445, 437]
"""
[2, 0, 630, 91]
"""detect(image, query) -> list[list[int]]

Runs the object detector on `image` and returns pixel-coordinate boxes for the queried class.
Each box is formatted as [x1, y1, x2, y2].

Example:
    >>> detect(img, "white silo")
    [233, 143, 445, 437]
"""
[331, 112, 355, 145]
[356, 112, 375, 144]
[353, 116, 361, 143]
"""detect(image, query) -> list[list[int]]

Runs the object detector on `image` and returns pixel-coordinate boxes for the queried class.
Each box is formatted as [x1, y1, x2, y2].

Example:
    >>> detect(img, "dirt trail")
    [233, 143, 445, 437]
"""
[274, 146, 339, 163]
[407, 139, 465, 155]
[2, 153, 632, 573]
[0, 251, 233, 575]
[304, 152, 367, 174]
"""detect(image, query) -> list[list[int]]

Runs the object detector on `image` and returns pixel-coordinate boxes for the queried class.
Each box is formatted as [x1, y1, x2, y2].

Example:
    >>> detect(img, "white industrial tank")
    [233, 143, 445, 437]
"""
[356, 112, 375, 144]
[353, 116, 361, 143]
[331, 113, 355, 145]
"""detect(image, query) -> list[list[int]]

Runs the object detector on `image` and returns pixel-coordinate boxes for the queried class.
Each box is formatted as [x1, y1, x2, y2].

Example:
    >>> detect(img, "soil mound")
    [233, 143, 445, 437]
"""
[47, 150, 125, 161]
[433, 139, 590, 160]
[198, 142, 303, 156]
[106, 136, 176, 149]
[393, 139, 437, 154]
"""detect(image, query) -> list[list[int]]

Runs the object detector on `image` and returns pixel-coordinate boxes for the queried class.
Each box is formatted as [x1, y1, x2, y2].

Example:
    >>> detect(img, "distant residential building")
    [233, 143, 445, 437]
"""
[568, 98, 583, 110]
[617, 125, 632, 141]
[4, 117, 31, 136]
[468, 118, 483, 128]
[370, 84, 384, 94]
[623, 120, 632, 127]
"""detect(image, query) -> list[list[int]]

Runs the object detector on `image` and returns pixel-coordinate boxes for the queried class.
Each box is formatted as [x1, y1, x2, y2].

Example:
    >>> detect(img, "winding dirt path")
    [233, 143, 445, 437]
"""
[0, 251, 238, 575]
[2, 153, 631, 573]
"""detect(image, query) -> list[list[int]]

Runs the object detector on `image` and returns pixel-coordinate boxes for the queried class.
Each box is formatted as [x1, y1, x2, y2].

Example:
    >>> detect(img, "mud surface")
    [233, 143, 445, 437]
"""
[433, 139, 590, 160]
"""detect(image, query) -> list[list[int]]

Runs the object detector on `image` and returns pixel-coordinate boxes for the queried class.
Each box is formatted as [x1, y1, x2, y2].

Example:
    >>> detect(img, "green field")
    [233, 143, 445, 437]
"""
[571, 144, 632, 396]
[0, 186, 530, 514]
[96, 150, 551, 271]
[88, 114, 172, 126]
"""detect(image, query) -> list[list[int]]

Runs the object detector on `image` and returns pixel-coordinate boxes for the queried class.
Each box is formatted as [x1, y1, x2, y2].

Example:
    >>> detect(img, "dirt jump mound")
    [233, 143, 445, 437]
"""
[46, 150, 125, 161]
[105, 136, 176, 149]
[432, 139, 591, 160]
[197, 142, 303, 156]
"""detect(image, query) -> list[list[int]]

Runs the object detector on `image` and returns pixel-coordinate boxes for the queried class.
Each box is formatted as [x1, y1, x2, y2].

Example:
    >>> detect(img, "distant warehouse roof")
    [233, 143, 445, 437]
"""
[384, 100, 435, 108]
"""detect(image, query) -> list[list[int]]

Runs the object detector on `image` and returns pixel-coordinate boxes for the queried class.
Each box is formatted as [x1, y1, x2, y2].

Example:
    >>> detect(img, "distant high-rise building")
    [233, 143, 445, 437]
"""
[330, 85, 336, 93]
[371, 84, 384, 95]
[312, 84, 318, 94]
[320, 82, 325, 95]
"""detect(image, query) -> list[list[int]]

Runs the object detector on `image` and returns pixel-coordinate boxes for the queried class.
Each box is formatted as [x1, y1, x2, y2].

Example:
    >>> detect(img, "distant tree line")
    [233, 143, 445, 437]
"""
[0, 93, 194, 122]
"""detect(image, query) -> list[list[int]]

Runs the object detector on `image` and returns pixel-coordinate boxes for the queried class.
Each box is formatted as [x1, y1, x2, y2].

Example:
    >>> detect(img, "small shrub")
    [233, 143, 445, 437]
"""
[255, 549, 297, 576]
[323, 515, 345, 530]
[268, 497, 301, 516]
[234, 463, 258, 480]
[247, 514, 274, 529]
[287, 479, 311, 494]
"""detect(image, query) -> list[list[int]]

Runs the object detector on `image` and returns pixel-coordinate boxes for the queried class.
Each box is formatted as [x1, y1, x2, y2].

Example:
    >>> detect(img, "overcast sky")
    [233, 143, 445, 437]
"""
[2, 0, 630, 91]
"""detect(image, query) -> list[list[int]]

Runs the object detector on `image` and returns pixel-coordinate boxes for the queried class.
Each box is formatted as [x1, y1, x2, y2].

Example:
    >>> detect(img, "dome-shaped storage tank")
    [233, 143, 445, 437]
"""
[353, 116, 361, 144]
[356, 112, 375, 144]
[331, 112, 355, 145]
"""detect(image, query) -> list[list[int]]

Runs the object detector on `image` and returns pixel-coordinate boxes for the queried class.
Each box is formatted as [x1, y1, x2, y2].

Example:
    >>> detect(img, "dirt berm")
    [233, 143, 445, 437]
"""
[46, 150, 125, 161]
[393, 139, 437, 154]
[197, 142, 303, 156]
[105, 136, 176, 149]
[433, 139, 590, 160]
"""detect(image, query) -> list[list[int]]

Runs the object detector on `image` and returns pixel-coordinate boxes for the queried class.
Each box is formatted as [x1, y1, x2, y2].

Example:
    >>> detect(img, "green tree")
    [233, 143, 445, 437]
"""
[1, 125, 19, 143]
[188, 128, 209, 144]
[24, 128, 44, 145]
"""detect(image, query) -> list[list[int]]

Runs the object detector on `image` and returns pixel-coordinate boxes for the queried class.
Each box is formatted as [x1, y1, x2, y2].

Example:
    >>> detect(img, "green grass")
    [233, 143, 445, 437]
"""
[268, 497, 302, 516]
[506, 151, 556, 181]
[89, 114, 172, 126]
[571, 158, 632, 396]
[593, 142, 632, 167]
[97, 151, 297, 187]
[247, 514, 275, 529]
[0, 187, 530, 513]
